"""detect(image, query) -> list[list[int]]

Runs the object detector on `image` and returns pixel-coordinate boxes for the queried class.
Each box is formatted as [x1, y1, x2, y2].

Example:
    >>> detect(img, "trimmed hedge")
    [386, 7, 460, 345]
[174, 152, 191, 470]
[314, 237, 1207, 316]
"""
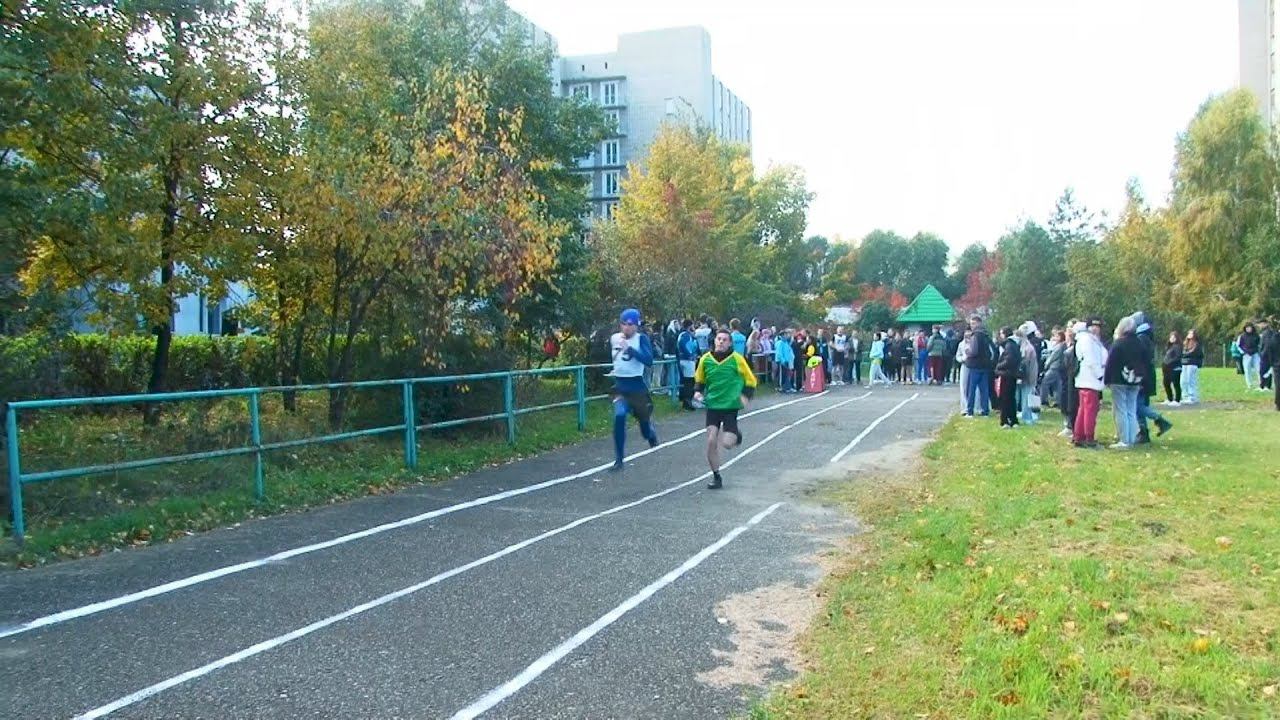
[0, 334, 278, 404]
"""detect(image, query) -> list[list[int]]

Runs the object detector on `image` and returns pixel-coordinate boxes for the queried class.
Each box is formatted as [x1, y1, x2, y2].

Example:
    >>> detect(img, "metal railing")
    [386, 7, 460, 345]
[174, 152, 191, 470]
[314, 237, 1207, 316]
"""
[4, 360, 681, 543]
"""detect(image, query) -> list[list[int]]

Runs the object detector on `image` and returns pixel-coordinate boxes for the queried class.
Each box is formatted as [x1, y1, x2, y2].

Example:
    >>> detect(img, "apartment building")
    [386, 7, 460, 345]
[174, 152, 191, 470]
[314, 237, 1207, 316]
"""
[1240, 0, 1278, 125]
[558, 26, 752, 220]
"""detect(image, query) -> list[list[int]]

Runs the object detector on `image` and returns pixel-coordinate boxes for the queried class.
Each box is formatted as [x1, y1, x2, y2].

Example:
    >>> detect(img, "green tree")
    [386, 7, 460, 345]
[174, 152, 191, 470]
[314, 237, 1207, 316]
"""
[13, 0, 275, 422]
[295, 1, 565, 427]
[605, 124, 760, 320]
[1168, 89, 1279, 340]
[857, 301, 893, 331]
[944, 243, 989, 300]
[900, 232, 949, 298]
[991, 220, 1068, 326]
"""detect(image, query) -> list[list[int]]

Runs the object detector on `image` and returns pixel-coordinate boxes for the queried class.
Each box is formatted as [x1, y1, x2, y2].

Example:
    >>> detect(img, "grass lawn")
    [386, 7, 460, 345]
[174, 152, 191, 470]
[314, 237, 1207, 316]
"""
[1, 375, 701, 567]
[755, 368, 1280, 719]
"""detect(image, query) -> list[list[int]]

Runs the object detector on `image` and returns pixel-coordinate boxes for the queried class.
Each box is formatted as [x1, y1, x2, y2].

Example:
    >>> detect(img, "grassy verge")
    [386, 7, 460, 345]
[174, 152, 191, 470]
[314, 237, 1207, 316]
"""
[756, 368, 1280, 718]
[1, 380, 700, 567]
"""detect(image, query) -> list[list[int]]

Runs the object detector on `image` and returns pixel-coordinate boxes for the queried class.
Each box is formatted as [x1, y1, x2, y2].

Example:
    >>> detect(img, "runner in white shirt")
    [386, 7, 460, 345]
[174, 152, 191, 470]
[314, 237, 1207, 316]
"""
[831, 327, 850, 386]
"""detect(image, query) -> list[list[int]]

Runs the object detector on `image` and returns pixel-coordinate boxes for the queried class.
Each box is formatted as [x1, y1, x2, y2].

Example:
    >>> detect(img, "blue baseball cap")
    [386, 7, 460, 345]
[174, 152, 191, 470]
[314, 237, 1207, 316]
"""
[619, 308, 641, 325]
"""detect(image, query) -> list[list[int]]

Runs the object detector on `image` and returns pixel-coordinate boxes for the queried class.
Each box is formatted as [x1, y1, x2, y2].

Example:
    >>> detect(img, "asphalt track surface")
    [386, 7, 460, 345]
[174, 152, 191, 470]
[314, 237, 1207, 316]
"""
[0, 382, 957, 719]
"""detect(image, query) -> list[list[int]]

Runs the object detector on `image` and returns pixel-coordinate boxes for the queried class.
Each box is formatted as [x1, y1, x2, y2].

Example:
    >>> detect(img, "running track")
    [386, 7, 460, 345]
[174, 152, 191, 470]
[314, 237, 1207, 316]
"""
[0, 384, 955, 719]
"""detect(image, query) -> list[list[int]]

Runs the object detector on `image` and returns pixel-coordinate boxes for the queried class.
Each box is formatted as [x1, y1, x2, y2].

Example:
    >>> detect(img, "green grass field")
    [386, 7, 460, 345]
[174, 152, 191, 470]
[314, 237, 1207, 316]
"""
[756, 368, 1279, 719]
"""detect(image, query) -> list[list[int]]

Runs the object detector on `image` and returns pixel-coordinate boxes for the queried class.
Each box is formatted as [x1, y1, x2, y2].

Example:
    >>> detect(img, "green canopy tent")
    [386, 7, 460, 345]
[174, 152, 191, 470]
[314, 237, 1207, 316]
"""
[895, 284, 957, 329]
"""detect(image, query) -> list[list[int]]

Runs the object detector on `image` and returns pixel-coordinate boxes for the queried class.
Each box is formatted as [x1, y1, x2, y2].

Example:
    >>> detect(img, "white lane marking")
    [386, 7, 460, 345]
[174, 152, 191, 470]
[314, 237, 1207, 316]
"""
[0, 392, 830, 641]
[70, 394, 861, 719]
[829, 392, 919, 464]
[449, 502, 785, 720]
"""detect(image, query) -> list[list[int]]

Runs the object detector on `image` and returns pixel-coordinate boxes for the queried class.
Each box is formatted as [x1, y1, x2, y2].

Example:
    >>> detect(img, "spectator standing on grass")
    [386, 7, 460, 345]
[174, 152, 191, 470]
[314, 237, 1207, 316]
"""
[1040, 329, 1065, 408]
[957, 330, 972, 411]
[964, 315, 993, 417]
[1265, 319, 1280, 411]
[1238, 322, 1263, 391]
[1073, 318, 1108, 448]
[994, 326, 1022, 428]
[1260, 320, 1274, 392]
[1018, 326, 1039, 426]
[1105, 315, 1144, 449]
[1180, 330, 1203, 405]
[1060, 322, 1081, 438]
[1132, 312, 1173, 443]
[1161, 331, 1183, 406]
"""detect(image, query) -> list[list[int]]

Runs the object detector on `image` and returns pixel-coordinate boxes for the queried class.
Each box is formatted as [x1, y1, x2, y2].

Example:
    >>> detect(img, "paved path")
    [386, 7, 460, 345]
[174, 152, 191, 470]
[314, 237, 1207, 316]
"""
[0, 383, 956, 719]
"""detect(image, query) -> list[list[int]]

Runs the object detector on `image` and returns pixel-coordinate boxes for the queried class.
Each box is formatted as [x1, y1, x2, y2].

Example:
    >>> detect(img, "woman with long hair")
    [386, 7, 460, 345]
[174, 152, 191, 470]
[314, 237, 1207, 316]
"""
[1180, 329, 1203, 404]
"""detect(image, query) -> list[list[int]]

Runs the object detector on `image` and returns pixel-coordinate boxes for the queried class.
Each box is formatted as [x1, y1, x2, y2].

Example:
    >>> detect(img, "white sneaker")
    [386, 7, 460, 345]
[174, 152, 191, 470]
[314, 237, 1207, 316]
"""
[1109, 442, 1131, 450]
[1057, 428, 1071, 437]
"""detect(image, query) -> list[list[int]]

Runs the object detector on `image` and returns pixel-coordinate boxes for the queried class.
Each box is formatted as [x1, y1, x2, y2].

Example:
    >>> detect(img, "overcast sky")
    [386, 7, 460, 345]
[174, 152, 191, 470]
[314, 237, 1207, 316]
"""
[506, 0, 1239, 253]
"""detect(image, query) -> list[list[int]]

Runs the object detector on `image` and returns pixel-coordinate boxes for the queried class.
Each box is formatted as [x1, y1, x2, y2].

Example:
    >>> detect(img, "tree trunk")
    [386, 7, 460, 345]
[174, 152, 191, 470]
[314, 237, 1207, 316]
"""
[145, 146, 181, 426]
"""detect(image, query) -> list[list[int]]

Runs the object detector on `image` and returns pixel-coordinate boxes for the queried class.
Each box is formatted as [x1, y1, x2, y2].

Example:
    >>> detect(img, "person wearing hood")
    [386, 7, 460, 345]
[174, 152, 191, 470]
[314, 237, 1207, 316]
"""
[1074, 318, 1108, 448]
[1017, 327, 1040, 425]
[774, 328, 796, 392]
[994, 326, 1022, 428]
[1104, 315, 1145, 449]
[1239, 321, 1264, 391]
[1131, 312, 1173, 443]
[607, 308, 660, 471]
[1040, 328, 1065, 409]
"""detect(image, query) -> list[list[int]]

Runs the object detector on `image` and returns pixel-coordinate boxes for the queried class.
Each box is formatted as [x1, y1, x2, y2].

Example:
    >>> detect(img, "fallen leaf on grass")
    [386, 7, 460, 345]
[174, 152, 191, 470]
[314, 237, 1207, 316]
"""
[1216, 536, 1234, 550]
[1263, 685, 1277, 697]
[1191, 637, 1212, 654]
[996, 690, 1020, 706]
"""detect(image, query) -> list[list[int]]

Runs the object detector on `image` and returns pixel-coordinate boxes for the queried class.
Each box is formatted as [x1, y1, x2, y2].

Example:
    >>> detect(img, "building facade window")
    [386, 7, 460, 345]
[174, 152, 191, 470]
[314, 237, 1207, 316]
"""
[571, 83, 591, 100]
[603, 140, 619, 166]
[601, 81, 618, 106]
[605, 109, 622, 134]
[603, 171, 619, 197]
[605, 201, 619, 220]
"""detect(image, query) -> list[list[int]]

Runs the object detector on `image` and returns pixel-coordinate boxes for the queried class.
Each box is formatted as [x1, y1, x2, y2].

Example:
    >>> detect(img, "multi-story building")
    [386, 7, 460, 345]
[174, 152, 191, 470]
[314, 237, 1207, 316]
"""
[1239, 0, 1278, 125]
[558, 26, 752, 220]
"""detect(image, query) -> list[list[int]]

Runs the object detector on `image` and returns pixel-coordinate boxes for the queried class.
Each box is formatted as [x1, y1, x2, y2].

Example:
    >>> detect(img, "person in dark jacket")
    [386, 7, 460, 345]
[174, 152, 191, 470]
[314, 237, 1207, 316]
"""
[1060, 321, 1081, 438]
[964, 316, 994, 417]
[1239, 322, 1263, 391]
[1259, 321, 1275, 392]
[994, 327, 1022, 428]
[1161, 331, 1183, 405]
[791, 330, 808, 392]
[1131, 312, 1172, 443]
[1105, 315, 1145, 448]
[1265, 319, 1280, 410]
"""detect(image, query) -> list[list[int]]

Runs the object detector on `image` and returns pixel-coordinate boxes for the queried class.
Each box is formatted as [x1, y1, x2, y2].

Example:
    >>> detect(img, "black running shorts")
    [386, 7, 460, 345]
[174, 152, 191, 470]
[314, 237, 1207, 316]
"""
[705, 408, 741, 442]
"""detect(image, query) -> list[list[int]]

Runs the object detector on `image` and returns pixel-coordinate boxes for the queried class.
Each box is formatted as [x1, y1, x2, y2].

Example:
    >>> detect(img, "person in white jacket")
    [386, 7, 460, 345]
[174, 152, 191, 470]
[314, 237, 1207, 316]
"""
[1073, 318, 1108, 448]
[956, 331, 972, 412]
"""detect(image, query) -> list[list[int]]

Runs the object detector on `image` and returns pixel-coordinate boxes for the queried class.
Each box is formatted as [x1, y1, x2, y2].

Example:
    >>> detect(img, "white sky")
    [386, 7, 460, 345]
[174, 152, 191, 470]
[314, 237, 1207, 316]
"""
[506, 0, 1240, 253]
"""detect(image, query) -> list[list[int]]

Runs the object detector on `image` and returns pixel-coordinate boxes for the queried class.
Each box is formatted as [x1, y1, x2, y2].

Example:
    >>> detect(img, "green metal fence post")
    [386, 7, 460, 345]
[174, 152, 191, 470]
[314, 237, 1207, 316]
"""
[7, 405, 24, 544]
[403, 381, 417, 469]
[575, 366, 587, 431]
[249, 391, 264, 501]
[503, 373, 516, 445]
